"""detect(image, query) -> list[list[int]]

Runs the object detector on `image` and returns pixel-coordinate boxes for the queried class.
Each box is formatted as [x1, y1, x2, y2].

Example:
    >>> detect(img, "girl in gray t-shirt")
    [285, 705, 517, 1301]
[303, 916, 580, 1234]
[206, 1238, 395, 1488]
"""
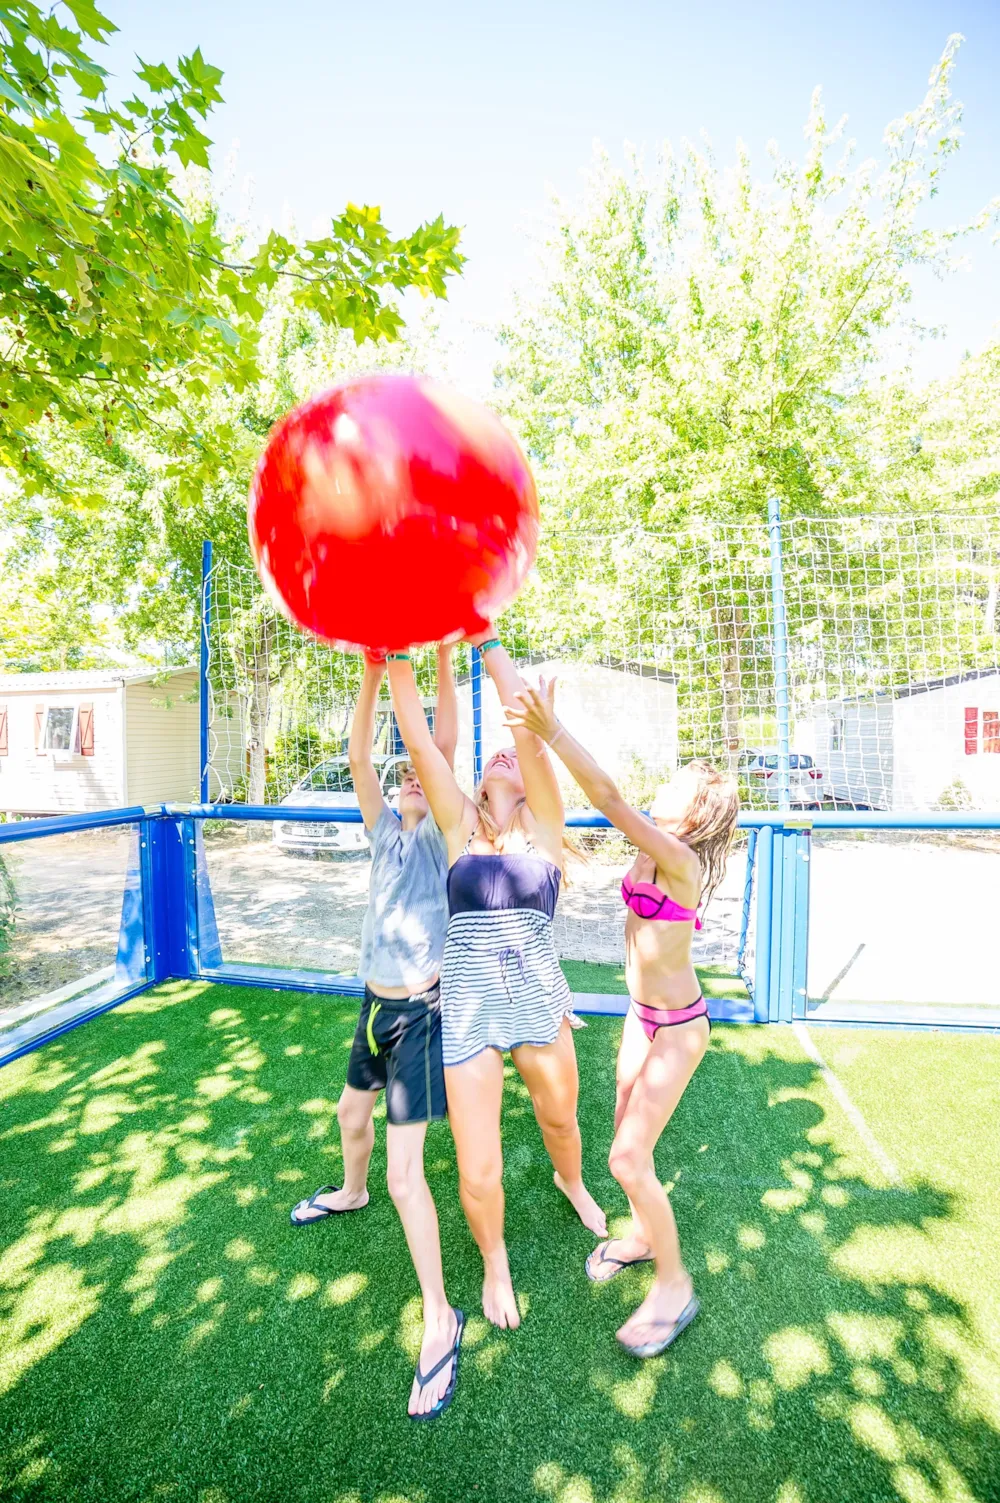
[289, 647, 464, 1422]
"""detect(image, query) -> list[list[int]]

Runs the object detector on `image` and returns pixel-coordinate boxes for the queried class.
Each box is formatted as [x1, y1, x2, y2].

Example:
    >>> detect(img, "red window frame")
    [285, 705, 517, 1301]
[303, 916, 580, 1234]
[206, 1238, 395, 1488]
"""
[964, 707, 979, 755]
[984, 711, 1000, 755]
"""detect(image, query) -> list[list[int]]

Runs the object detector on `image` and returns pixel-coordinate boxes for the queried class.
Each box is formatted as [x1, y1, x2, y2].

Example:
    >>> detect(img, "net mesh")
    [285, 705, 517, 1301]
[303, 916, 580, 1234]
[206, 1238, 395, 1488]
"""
[205, 513, 1000, 969]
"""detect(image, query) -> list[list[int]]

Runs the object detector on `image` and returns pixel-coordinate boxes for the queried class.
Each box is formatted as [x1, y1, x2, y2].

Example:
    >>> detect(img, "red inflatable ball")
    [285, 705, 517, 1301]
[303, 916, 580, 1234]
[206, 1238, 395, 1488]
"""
[247, 374, 539, 653]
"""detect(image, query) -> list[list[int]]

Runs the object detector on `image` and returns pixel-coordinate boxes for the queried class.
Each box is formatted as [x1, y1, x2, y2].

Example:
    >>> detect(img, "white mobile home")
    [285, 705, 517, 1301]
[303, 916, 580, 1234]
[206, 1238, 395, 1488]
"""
[805, 669, 1000, 810]
[0, 668, 201, 815]
[456, 659, 679, 797]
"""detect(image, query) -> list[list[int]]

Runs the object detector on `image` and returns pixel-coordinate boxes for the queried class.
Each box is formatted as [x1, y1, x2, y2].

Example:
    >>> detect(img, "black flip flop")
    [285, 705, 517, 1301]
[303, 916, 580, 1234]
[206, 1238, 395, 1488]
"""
[617, 1296, 700, 1357]
[409, 1308, 465, 1422]
[585, 1239, 655, 1284]
[289, 1185, 367, 1227]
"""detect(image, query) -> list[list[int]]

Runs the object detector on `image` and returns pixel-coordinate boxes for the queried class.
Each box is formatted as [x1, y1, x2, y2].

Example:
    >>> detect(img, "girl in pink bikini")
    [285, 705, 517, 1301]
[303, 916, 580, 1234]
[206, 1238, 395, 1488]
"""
[505, 678, 739, 1358]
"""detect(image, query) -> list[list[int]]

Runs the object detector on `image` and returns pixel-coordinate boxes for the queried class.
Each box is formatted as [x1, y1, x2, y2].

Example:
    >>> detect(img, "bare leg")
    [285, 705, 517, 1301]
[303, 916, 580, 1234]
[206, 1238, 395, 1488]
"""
[512, 1019, 607, 1238]
[607, 1013, 710, 1347]
[445, 1051, 520, 1329]
[295, 1086, 377, 1219]
[385, 1123, 459, 1417]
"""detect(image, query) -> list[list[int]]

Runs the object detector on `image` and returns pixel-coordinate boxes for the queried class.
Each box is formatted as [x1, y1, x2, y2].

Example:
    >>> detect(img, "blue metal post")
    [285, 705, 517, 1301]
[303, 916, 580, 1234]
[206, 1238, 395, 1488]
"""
[753, 824, 773, 1023]
[471, 647, 484, 785]
[791, 830, 811, 1019]
[199, 539, 213, 804]
[737, 828, 757, 978]
[767, 497, 791, 810]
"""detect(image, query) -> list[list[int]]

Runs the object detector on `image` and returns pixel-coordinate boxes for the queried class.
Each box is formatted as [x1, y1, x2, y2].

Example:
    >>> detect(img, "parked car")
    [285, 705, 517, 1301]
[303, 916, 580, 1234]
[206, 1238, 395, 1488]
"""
[272, 754, 410, 855]
[744, 752, 825, 807]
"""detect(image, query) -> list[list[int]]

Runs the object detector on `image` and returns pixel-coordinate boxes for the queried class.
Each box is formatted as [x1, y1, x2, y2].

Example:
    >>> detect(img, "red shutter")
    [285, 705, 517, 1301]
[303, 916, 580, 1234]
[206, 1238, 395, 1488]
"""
[34, 703, 46, 755]
[0, 704, 7, 756]
[79, 702, 95, 757]
[964, 708, 979, 755]
[984, 712, 1000, 755]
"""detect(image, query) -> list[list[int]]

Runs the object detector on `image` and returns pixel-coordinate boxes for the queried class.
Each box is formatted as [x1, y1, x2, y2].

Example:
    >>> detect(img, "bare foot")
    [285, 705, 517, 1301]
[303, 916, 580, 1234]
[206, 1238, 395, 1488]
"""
[290, 1185, 369, 1223]
[617, 1274, 695, 1351]
[482, 1247, 521, 1330]
[408, 1307, 460, 1417]
[554, 1172, 608, 1238]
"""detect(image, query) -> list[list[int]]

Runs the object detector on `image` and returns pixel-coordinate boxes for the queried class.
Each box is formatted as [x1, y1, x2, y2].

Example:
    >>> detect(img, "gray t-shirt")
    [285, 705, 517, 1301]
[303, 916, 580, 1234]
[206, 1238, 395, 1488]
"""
[357, 806, 449, 990]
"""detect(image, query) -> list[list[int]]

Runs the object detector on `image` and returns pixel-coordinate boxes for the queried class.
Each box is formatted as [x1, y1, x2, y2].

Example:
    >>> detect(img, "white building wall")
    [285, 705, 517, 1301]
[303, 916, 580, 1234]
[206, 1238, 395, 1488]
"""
[455, 660, 678, 801]
[810, 700, 894, 808]
[125, 671, 200, 805]
[892, 674, 1000, 810]
[0, 685, 123, 814]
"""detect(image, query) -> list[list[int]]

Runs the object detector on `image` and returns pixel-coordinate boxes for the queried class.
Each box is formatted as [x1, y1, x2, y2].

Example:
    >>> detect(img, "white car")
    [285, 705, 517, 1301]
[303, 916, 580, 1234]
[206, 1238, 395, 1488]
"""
[744, 752, 825, 807]
[272, 754, 410, 855]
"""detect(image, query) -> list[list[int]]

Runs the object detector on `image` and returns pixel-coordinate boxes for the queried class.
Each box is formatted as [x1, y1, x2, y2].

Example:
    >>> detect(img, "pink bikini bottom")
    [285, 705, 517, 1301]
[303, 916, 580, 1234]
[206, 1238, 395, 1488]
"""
[631, 995, 710, 1042]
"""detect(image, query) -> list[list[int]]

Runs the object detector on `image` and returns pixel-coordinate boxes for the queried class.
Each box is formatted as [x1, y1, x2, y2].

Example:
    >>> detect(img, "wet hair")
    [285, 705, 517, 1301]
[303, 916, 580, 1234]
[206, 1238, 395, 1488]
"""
[670, 759, 741, 909]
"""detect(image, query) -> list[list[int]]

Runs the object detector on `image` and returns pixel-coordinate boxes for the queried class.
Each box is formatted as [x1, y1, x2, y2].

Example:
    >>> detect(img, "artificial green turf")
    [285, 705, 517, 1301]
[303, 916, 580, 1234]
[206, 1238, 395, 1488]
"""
[560, 959, 749, 1002]
[1, 984, 998, 1503]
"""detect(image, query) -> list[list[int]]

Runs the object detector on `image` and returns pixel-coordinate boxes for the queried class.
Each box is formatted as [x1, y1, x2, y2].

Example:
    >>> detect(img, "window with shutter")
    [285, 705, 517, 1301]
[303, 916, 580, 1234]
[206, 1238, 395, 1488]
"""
[984, 712, 1000, 754]
[0, 704, 7, 756]
[79, 702, 95, 756]
[964, 708, 979, 755]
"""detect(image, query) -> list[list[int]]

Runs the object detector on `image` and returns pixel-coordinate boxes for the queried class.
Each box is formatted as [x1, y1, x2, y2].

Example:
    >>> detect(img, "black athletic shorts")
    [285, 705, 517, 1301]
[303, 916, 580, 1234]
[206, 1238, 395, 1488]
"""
[345, 983, 447, 1125]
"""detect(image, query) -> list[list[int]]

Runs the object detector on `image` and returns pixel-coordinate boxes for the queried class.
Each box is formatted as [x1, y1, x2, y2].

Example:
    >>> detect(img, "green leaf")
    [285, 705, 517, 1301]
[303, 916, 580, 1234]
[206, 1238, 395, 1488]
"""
[0, 75, 37, 116]
[61, 0, 118, 43]
[136, 59, 176, 94]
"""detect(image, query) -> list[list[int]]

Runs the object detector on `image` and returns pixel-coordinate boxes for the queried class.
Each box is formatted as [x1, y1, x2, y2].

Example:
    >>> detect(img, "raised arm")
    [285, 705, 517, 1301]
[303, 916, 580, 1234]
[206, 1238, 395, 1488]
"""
[504, 679, 700, 892]
[432, 643, 459, 770]
[347, 658, 389, 832]
[470, 629, 564, 845]
[386, 654, 476, 848]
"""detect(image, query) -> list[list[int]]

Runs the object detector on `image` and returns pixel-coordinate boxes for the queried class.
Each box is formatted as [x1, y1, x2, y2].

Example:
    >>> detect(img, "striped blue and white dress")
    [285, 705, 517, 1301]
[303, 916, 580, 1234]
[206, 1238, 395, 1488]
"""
[439, 842, 579, 1067]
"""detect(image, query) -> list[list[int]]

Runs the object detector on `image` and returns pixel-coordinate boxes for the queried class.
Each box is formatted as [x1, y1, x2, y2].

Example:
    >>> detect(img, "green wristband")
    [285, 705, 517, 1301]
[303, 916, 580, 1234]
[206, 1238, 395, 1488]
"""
[386, 652, 411, 662]
[477, 638, 502, 655]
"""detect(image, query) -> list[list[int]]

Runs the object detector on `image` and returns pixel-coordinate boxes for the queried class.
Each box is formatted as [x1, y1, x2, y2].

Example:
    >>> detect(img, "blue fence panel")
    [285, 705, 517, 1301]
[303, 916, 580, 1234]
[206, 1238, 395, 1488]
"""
[4, 801, 1000, 1069]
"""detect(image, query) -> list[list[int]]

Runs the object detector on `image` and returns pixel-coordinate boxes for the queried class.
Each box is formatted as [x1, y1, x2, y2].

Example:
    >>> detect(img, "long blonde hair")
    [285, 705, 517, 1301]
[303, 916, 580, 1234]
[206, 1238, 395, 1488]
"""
[671, 759, 741, 909]
[473, 785, 582, 881]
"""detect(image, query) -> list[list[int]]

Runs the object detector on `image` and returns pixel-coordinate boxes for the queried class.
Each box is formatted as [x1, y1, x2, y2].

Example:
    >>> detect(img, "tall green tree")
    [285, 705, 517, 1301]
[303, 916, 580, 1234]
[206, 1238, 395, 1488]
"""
[496, 36, 996, 532]
[0, 2, 463, 494]
[493, 38, 1000, 761]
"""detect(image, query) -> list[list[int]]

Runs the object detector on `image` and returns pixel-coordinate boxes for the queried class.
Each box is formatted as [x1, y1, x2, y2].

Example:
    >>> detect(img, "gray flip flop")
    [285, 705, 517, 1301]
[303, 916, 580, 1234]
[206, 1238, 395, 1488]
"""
[289, 1185, 367, 1227]
[617, 1296, 700, 1357]
[585, 1239, 655, 1284]
[409, 1308, 465, 1422]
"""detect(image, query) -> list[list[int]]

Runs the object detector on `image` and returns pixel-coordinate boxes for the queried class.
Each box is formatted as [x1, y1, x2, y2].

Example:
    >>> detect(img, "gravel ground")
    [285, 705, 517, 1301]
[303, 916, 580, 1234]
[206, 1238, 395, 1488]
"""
[1, 827, 135, 1012]
[198, 830, 746, 975]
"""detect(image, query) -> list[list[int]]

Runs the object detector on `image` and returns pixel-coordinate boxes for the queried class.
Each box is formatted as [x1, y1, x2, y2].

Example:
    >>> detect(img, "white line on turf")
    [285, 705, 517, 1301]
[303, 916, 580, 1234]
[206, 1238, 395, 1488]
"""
[792, 1021, 903, 1187]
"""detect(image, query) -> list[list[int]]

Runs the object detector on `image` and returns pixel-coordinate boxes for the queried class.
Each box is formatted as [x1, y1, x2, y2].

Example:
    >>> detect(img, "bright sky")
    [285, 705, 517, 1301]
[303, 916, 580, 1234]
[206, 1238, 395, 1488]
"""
[107, 0, 1000, 395]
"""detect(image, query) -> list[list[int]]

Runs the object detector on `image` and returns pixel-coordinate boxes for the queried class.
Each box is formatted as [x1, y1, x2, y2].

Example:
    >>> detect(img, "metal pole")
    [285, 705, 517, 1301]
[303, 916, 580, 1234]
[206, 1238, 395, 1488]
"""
[767, 496, 791, 810]
[199, 539, 212, 804]
[737, 827, 757, 975]
[471, 647, 483, 785]
[753, 824, 773, 1023]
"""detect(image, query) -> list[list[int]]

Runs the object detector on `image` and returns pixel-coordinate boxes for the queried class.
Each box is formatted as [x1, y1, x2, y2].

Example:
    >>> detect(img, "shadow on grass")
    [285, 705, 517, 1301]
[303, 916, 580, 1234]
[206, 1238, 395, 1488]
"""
[0, 981, 997, 1503]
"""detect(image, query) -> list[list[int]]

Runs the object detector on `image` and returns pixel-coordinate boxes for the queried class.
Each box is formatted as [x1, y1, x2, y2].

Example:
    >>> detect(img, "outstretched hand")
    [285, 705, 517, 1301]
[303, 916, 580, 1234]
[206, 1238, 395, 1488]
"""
[503, 677, 560, 743]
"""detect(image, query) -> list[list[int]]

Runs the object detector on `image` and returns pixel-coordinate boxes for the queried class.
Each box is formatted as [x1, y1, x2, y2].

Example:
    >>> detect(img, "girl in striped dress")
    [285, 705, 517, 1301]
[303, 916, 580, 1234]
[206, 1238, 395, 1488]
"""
[387, 632, 606, 1330]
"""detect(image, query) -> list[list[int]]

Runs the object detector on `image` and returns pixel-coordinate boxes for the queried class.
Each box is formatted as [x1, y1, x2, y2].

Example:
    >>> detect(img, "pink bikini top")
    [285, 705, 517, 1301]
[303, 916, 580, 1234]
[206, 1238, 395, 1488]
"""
[621, 875, 701, 928]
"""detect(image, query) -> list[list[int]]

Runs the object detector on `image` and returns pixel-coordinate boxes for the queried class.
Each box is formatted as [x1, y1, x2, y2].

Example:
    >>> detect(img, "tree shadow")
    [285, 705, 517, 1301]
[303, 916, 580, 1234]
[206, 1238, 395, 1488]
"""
[0, 983, 997, 1503]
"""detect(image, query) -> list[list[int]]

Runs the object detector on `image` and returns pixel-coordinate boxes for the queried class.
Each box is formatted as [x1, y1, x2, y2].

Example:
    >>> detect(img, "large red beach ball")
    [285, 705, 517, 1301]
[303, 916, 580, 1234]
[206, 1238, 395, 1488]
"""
[247, 374, 539, 653]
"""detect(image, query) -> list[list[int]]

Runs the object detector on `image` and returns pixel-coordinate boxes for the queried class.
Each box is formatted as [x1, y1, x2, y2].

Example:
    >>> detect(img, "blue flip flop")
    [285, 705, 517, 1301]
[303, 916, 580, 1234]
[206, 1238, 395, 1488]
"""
[617, 1296, 700, 1358]
[289, 1185, 367, 1227]
[409, 1308, 465, 1422]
